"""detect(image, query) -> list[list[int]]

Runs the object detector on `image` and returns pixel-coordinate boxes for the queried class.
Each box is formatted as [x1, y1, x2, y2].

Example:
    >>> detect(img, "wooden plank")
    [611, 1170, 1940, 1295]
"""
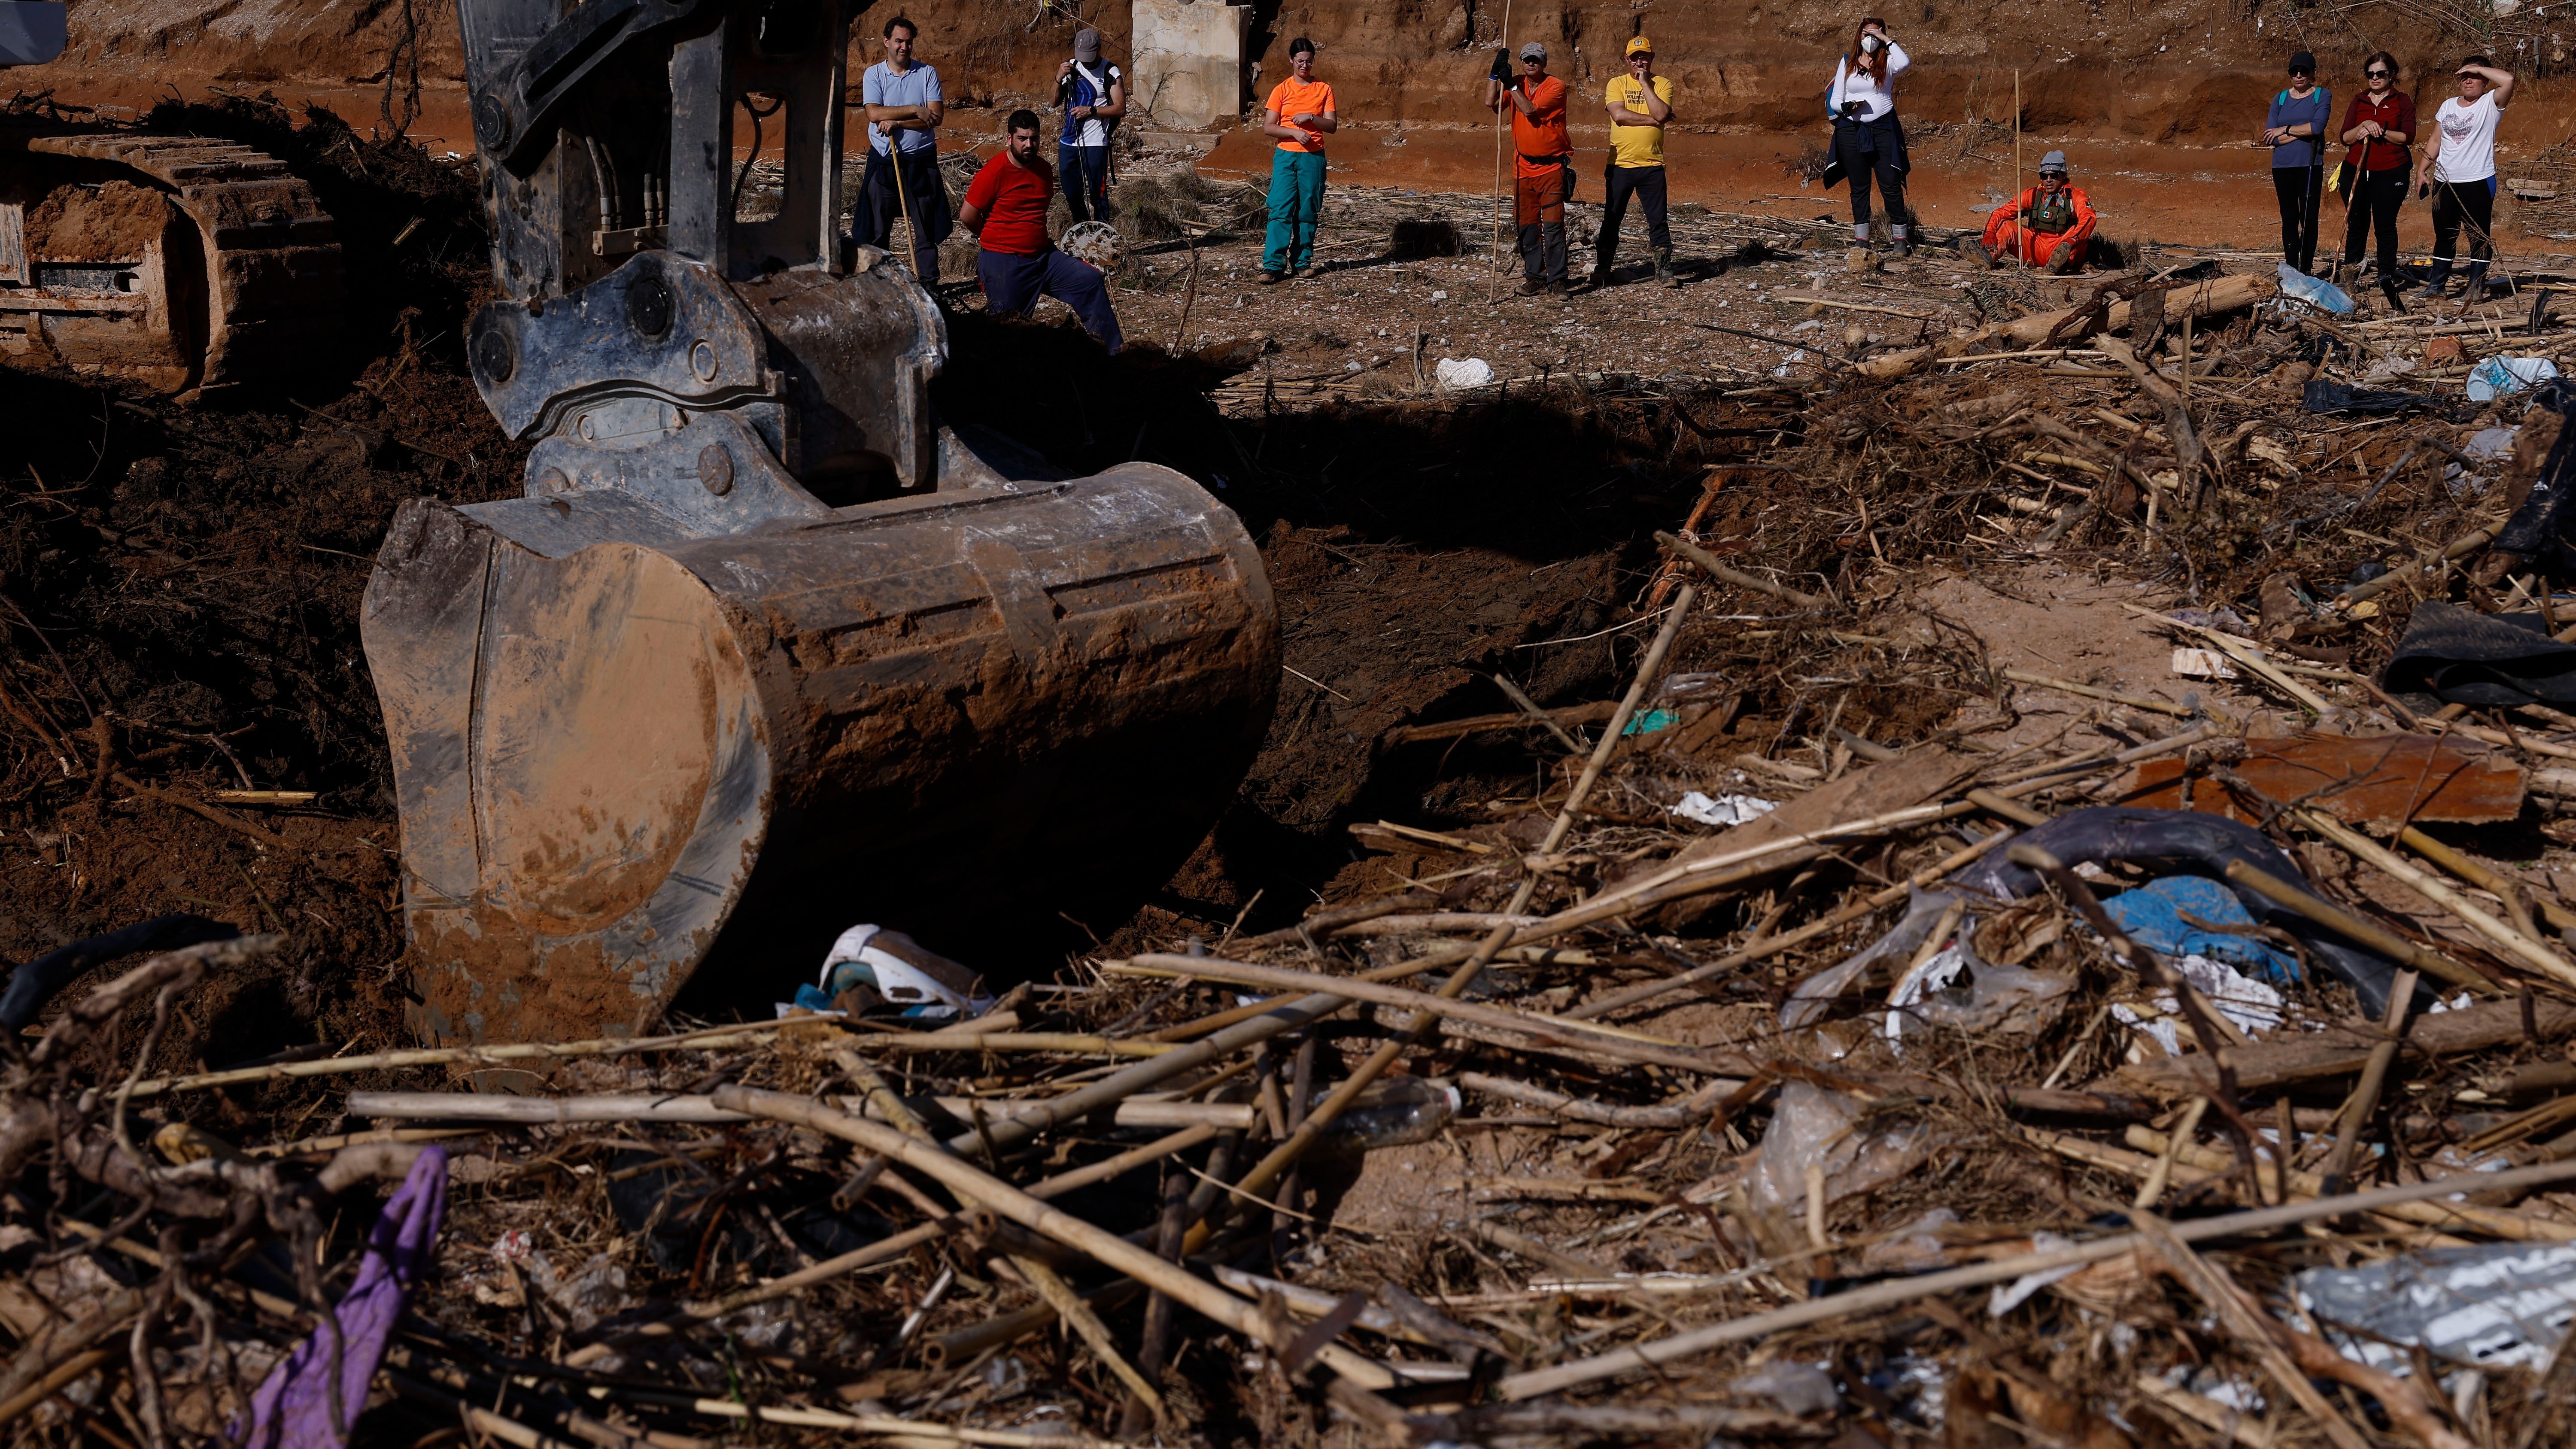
[0, 202, 21, 286]
[2124, 730, 2523, 828]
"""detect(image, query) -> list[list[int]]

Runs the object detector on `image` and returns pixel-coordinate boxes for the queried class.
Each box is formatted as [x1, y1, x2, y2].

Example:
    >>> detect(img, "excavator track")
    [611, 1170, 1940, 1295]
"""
[0, 127, 340, 397]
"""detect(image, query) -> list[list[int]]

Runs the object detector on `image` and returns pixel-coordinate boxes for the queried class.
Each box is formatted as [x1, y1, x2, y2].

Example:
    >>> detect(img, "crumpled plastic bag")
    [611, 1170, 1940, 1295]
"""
[1781, 887, 1959, 1030]
[2097, 875, 2297, 983]
[2276, 262, 2355, 315]
[1669, 790, 1777, 826]
[1860, 1207, 1959, 1273]
[1889, 948, 2075, 1043]
[1747, 1081, 1943, 1214]
[1731, 1361, 1842, 1416]
[526, 1251, 632, 1334]
[236, 1148, 447, 1449]
[2113, 952, 2286, 1052]
[2470, 355, 2561, 402]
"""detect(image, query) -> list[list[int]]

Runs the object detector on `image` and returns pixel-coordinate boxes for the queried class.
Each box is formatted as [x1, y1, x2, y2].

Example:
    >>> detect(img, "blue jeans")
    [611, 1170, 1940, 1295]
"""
[1264, 149, 1325, 272]
[1060, 144, 1110, 222]
[978, 246, 1124, 352]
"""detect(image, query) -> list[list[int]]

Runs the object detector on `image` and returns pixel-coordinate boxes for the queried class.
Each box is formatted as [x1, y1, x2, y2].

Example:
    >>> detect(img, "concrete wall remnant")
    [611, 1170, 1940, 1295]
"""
[1132, 0, 1247, 132]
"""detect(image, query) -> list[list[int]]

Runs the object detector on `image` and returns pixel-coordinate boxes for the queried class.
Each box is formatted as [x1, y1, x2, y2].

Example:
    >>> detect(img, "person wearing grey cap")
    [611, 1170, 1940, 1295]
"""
[1973, 150, 2093, 272]
[1485, 39, 1573, 295]
[2263, 50, 2331, 274]
[1055, 29, 1126, 224]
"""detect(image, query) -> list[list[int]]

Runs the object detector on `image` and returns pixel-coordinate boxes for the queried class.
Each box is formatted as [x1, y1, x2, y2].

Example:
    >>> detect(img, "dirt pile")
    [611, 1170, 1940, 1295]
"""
[21, 178, 170, 261]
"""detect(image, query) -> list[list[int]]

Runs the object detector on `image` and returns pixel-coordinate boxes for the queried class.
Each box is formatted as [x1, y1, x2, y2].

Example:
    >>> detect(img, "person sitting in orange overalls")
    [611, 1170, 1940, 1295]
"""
[1972, 150, 2097, 273]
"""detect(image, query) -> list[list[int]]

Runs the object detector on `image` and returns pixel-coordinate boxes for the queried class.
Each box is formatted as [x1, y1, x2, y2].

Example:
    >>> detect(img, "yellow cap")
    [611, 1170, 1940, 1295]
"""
[1625, 35, 1653, 56]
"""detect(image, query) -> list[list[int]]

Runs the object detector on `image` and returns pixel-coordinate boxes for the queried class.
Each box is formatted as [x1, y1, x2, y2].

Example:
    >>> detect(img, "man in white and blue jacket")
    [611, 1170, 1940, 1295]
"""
[1054, 28, 1126, 224]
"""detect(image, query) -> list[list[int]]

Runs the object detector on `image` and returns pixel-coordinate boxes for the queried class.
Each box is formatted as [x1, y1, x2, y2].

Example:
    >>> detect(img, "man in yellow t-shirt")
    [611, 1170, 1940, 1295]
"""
[1594, 36, 1677, 288]
[1259, 37, 1337, 280]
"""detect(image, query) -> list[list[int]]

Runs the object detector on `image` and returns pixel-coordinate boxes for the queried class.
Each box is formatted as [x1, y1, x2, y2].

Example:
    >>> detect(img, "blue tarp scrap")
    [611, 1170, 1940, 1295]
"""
[2096, 875, 2300, 984]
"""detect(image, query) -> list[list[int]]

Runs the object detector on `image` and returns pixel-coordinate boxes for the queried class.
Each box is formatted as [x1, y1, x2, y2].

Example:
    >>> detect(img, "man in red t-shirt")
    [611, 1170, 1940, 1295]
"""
[1484, 41, 1571, 295]
[960, 109, 1124, 351]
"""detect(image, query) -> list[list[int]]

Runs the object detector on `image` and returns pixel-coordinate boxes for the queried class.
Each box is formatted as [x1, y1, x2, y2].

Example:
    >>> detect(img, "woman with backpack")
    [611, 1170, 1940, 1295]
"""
[2261, 50, 2333, 275]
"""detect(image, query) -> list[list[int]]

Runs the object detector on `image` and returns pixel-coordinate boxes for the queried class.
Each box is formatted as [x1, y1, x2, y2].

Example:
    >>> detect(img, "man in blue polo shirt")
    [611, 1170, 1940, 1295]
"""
[852, 15, 953, 280]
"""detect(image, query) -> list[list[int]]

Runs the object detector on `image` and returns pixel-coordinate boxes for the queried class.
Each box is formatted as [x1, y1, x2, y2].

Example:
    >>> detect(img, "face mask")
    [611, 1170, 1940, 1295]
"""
[1861, 35, 1882, 53]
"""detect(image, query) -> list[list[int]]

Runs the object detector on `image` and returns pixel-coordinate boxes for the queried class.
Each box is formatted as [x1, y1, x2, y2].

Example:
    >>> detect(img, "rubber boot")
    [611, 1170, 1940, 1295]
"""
[2380, 276, 2407, 314]
[1589, 252, 1613, 289]
[2462, 260, 2491, 299]
[1655, 247, 1676, 286]
[1891, 225, 1912, 259]
[2414, 258, 2453, 299]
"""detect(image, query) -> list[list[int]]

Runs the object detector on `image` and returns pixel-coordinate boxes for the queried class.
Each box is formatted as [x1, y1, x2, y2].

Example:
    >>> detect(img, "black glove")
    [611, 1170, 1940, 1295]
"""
[1489, 48, 1511, 83]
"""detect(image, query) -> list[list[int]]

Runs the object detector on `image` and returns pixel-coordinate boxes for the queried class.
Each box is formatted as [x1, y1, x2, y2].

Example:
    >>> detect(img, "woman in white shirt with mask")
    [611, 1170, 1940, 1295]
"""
[1828, 17, 1911, 262]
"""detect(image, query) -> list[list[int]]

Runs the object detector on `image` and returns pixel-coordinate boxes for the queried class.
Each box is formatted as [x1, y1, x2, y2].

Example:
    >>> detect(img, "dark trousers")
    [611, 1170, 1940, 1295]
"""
[1833, 114, 1908, 227]
[1059, 144, 1110, 222]
[2432, 176, 2497, 265]
[2272, 165, 2323, 273]
[978, 246, 1124, 352]
[1598, 163, 1670, 269]
[851, 146, 952, 281]
[2341, 164, 2409, 283]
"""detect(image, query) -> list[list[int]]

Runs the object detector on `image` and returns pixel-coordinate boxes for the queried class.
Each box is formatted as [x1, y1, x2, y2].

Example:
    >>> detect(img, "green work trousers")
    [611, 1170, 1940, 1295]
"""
[1264, 149, 1326, 272]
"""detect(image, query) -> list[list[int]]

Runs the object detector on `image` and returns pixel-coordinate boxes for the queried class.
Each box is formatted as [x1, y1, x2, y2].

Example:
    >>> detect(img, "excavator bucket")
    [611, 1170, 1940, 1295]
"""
[361, 0, 1277, 1045]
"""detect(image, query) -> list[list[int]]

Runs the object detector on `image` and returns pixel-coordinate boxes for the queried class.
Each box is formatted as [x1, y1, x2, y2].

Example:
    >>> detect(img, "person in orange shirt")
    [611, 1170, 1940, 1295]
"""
[1259, 38, 1336, 282]
[1974, 150, 2096, 273]
[1484, 41, 1572, 295]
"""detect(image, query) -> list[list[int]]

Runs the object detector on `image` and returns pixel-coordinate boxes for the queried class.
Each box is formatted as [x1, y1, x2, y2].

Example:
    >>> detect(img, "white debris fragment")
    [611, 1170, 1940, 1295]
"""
[1669, 790, 1776, 826]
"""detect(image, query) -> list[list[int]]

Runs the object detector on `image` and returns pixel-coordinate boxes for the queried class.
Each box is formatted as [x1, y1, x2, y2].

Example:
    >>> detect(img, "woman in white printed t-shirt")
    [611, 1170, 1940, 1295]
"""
[1827, 16, 1911, 264]
[2416, 55, 2517, 300]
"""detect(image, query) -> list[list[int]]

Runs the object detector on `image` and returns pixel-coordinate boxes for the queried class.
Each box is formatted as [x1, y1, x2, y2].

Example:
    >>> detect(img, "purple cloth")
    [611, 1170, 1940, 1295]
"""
[235, 1147, 447, 1448]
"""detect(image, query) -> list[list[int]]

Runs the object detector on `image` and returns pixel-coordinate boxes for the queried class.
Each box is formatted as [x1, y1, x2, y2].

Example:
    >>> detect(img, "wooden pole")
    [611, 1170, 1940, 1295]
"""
[890, 138, 920, 277]
[2012, 69, 2023, 270]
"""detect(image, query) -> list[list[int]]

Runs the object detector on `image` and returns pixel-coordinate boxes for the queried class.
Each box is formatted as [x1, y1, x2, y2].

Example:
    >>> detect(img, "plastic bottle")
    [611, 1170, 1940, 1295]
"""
[1314, 1078, 1459, 1154]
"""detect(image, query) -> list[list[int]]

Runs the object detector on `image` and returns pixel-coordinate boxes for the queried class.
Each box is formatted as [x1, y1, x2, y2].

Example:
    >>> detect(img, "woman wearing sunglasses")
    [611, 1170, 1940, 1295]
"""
[2334, 54, 2415, 309]
[2261, 50, 2332, 275]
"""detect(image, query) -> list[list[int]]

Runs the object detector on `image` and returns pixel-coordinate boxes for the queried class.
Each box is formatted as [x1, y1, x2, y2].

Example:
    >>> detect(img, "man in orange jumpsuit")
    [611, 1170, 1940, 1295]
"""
[1975, 150, 2096, 273]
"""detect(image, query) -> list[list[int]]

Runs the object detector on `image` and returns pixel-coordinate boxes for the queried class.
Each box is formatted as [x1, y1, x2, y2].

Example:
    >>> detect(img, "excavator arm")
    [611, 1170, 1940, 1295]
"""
[362, 0, 1279, 1047]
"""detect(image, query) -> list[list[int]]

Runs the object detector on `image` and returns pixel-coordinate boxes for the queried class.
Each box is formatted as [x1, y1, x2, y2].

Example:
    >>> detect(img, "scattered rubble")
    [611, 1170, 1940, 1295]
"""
[24, 100, 2576, 1449]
